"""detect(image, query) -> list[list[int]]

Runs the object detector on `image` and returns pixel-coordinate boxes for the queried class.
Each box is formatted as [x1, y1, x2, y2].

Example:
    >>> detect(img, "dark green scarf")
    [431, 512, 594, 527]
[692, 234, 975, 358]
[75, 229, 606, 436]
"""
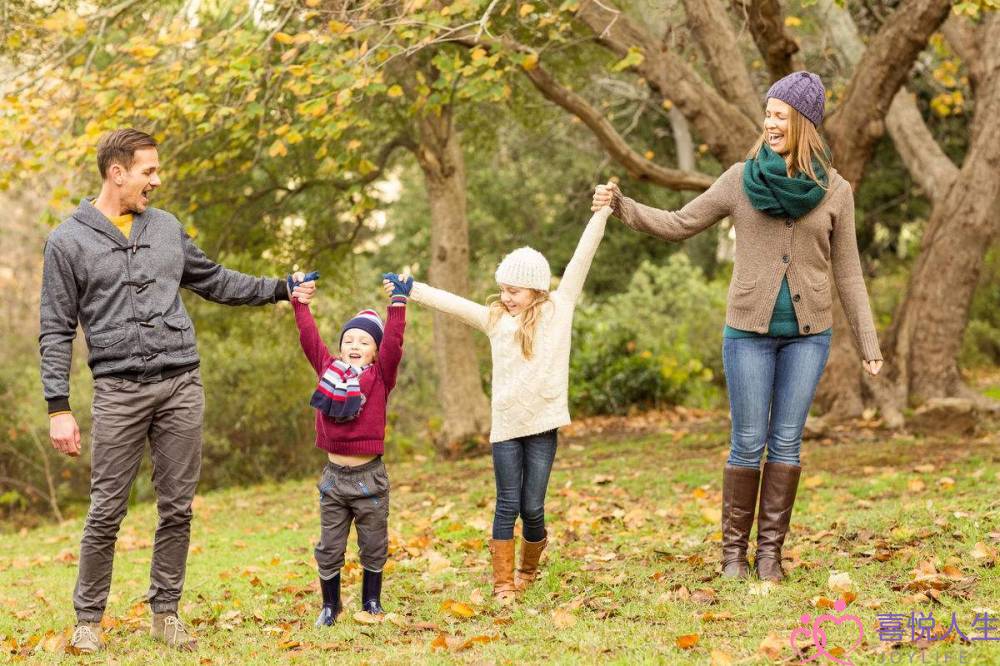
[742, 144, 829, 219]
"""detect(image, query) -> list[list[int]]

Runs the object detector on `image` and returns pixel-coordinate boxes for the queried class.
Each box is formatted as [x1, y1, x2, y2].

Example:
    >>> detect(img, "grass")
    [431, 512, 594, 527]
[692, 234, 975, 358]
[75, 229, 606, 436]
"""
[1, 411, 999, 665]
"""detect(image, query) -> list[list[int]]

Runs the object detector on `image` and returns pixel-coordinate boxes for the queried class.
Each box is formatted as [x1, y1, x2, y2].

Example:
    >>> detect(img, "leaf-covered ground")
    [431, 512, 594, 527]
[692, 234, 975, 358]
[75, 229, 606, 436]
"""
[2, 409, 999, 665]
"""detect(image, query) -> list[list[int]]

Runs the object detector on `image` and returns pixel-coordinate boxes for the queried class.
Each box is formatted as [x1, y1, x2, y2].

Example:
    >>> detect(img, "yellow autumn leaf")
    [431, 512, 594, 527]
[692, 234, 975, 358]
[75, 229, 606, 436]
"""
[662, 99, 673, 110]
[268, 140, 288, 158]
[129, 45, 160, 60]
[274, 32, 295, 45]
[520, 3, 536, 16]
[387, 85, 404, 98]
[471, 47, 487, 61]
[644, 150, 655, 160]
[521, 53, 539, 71]
[329, 19, 350, 34]
[785, 16, 802, 27]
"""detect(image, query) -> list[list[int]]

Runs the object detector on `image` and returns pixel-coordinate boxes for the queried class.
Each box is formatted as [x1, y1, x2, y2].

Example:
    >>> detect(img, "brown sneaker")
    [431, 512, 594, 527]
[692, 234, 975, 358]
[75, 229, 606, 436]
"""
[68, 621, 102, 654]
[151, 612, 198, 651]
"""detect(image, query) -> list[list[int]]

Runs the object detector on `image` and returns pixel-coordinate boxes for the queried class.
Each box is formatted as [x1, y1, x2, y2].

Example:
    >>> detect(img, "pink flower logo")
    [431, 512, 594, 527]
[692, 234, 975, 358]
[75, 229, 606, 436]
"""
[790, 599, 865, 666]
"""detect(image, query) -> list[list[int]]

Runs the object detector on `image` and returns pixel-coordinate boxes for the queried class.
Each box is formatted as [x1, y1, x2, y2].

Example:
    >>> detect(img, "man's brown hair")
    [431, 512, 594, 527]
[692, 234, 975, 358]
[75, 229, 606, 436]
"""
[96, 129, 157, 180]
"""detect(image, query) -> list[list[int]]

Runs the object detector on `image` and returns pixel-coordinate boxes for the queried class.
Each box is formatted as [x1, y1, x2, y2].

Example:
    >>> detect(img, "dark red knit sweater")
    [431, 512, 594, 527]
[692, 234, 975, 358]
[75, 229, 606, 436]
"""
[294, 300, 405, 456]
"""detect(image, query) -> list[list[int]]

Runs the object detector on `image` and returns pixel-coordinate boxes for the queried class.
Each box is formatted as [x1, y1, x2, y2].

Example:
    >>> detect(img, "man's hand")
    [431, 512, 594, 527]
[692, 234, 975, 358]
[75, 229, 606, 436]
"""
[288, 271, 318, 304]
[50, 413, 81, 457]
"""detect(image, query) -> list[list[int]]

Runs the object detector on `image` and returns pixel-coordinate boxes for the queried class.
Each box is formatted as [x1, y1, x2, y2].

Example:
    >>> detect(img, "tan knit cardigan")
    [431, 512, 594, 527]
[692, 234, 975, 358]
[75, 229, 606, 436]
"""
[612, 162, 882, 361]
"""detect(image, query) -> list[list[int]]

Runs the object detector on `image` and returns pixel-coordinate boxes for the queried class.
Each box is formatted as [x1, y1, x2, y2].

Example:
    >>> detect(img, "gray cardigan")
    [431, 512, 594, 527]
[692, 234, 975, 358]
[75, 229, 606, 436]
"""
[39, 198, 287, 414]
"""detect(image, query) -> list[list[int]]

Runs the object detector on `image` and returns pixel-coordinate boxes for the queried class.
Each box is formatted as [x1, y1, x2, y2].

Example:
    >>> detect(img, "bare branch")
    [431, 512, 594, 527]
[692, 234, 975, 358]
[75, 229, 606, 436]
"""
[576, 0, 760, 165]
[729, 0, 801, 79]
[682, 0, 760, 121]
[824, 0, 953, 187]
[519, 63, 714, 191]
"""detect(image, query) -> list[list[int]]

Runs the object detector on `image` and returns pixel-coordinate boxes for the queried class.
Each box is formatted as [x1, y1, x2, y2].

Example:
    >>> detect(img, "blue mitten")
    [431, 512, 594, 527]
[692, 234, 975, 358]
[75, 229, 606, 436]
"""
[287, 271, 320, 296]
[382, 272, 413, 305]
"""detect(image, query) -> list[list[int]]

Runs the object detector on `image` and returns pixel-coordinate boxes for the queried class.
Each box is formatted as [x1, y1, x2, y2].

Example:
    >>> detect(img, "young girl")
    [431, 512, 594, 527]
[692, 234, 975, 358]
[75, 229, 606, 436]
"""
[386, 203, 611, 604]
[289, 270, 410, 625]
[592, 71, 883, 582]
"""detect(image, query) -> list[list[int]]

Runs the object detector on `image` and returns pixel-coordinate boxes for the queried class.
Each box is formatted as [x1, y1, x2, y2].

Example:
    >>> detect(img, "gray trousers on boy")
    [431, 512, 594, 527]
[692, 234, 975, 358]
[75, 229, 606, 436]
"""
[314, 457, 390, 579]
[73, 368, 204, 622]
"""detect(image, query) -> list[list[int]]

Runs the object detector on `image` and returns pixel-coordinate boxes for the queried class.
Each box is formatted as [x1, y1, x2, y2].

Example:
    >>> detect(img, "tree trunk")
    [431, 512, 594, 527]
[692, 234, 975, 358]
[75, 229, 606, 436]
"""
[413, 110, 492, 454]
[883, 20, 1000, 407]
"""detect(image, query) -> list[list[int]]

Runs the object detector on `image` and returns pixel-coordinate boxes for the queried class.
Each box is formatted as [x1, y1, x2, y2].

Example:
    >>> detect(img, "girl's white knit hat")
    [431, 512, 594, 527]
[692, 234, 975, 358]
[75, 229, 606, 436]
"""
[495, 246, 551, 291]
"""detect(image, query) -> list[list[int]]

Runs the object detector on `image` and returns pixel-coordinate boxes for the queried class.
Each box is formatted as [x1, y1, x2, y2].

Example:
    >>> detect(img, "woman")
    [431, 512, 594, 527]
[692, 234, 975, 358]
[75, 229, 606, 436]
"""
[592, 71, 883, 582]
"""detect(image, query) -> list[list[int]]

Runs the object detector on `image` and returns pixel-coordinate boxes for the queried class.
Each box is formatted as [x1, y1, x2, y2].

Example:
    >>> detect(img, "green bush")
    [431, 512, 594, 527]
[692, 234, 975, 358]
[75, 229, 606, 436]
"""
[569, 255, 727, 415]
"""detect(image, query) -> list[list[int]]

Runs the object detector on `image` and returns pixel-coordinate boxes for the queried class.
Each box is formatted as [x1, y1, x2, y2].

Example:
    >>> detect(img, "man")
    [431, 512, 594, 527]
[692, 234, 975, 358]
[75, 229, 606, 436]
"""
[40, 128, 315, 653]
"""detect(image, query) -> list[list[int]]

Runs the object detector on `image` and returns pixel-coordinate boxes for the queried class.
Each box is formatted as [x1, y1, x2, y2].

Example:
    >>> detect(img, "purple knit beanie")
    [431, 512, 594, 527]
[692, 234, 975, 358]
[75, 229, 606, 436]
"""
[765, 71, 826, 126]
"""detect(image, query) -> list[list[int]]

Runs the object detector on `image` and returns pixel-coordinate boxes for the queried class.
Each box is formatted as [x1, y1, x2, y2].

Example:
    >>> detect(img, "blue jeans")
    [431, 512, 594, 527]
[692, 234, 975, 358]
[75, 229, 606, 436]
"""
[722, 335, 831, 469]
[491, 429, 558, 541]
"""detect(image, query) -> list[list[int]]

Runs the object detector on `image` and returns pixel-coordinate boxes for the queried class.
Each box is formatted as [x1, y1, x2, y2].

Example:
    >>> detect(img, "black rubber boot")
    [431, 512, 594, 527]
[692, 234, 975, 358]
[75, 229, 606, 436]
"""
[315, 573, 342, 626]
[361, 569, 384, 615]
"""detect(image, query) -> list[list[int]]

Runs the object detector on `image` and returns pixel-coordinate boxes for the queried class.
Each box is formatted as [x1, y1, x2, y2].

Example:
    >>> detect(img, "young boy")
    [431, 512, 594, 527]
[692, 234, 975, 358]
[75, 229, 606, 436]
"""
[290, 271, 411, 625]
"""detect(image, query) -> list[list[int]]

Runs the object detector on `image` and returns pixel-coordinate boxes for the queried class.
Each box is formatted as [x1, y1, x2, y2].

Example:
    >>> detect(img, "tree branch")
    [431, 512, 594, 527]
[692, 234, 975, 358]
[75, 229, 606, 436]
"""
[824, 0, 954, 187]
[818, 0, 958, 200]
[520, 63, 715, 190]
[681, 0, 761, 122]
[576, 0, 760, 165]
[729, 0, 801, 80]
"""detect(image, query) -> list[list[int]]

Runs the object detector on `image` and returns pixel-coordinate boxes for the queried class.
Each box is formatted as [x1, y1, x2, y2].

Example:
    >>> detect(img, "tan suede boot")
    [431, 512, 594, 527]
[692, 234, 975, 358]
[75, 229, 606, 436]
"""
[515, 536, 548, 591]
[488, 538, 517, 605]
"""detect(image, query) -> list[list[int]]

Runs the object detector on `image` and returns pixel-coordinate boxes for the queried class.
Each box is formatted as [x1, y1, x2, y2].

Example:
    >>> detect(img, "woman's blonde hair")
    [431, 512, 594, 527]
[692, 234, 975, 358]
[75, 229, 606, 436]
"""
[487, 289, 550, 360]
[747, 102, 831, 189]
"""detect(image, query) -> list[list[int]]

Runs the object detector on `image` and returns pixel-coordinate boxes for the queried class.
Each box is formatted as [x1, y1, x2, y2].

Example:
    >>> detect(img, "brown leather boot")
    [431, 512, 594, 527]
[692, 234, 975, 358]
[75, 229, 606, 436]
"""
[488, 538, 517, 604]
[721, 465, 760, 578]
[754, 462, 801, 582]
[515, 536, 548, 591]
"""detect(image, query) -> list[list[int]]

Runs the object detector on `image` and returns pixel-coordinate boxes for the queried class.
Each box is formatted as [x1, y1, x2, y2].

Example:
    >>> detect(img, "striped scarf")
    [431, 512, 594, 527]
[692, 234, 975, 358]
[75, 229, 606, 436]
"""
[310, 358, 368, 422]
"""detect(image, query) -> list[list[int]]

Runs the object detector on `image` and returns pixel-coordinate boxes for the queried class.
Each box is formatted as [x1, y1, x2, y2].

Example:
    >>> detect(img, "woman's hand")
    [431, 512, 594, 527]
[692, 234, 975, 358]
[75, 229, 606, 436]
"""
[591, 181, 619, 212]
[863, 359, 883, 376]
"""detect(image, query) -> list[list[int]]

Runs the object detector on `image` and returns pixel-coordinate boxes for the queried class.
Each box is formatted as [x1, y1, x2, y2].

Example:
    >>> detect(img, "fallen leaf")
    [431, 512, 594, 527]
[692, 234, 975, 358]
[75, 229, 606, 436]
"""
[828, 571, 854, 594]
[676, 633, 699, 649]
[353, 611, 384, 624]
[710, 649, 736, 665]
[458, 634, 497, 651]
[759, 631, 784, 659]
[551, 608, 577, 628]
[440, 599, 476, 619]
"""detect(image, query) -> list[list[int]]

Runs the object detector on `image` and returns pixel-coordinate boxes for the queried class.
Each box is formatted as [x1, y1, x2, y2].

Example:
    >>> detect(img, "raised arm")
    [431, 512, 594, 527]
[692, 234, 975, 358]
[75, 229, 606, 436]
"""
[293, 300, 333, 375]
[609, 164, 739, 242]
[830, 185, 883, 363]
[555, 206, 611, 304]
[408, 282, 490, 333]
[181, 227, 288, 305]
[378, 305, 406, 393]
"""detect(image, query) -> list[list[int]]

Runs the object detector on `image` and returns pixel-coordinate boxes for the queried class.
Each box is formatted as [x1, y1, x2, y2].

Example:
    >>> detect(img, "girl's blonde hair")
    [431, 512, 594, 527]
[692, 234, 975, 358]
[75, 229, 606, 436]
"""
[486, 289, 550, 360]
[747, 103, 831, 189]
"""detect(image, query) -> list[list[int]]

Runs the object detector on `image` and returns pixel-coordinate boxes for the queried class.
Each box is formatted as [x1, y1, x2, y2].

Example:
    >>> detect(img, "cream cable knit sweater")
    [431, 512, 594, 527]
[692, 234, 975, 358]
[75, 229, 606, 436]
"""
[410, 207, 610, 443]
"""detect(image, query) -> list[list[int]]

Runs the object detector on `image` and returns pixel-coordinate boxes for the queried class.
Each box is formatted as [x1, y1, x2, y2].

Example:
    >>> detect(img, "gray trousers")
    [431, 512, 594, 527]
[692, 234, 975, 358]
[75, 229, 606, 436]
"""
[74, 368, 204, 622]
[315, 457, 390, 579]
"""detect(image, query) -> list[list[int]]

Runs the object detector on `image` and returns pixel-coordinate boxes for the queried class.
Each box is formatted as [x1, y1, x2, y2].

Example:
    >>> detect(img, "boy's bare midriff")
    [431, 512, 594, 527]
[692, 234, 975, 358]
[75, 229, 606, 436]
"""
[328, 452, 377, 467]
